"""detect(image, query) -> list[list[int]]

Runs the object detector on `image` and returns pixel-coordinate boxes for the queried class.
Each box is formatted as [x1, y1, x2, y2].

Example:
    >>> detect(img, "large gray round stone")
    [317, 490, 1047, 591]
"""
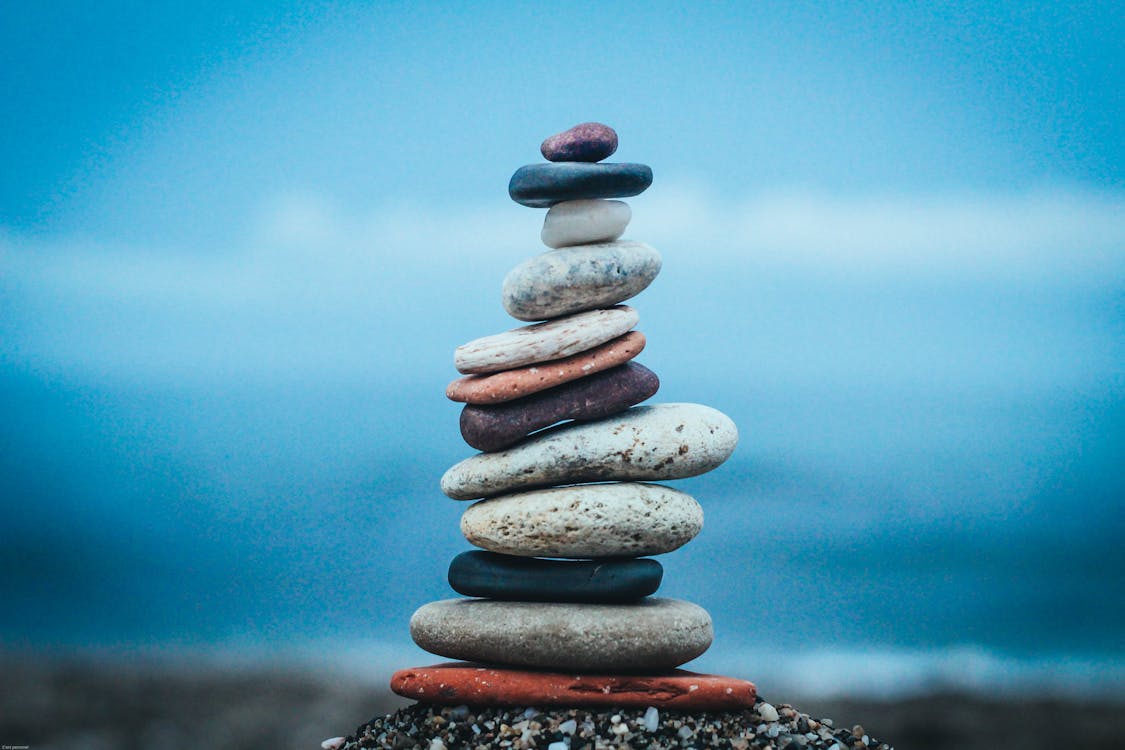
[441, 403, 738, 500]
[409, 598, 712, 671]
[454, 306, 638, 375]
[502, 240, 662, 321]
[461, 482, 702, 558]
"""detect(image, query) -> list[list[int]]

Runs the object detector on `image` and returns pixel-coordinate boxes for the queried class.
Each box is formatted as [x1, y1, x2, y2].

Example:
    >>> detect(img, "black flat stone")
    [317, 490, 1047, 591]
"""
[509, 162, 653, 208]
[448, 551, 663, 603]
[460, 362, 659, 452]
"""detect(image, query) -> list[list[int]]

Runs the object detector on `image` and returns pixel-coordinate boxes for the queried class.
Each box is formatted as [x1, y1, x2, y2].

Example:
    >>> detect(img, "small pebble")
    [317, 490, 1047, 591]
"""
[757, 702, 780, 722]
[321, 738, 344, 750]
[541, 122, 618, 163]
[339, 703, 893, 750]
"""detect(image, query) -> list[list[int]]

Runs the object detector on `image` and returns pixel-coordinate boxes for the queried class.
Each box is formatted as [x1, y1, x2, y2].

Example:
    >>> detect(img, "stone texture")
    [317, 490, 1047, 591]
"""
[461, 483, 702, 558]
[502, 240, 662, 321]
[390, 662, 758, 710]
[541, 199, 631, 248]
[447, 551, 662, 602]
[459, 362, 659, 452]
[441, 403, 738, 500]
[409, 598, 712, 671]
[509, 163, 653, 208]
[540, 122, 619, 163]
[446, 331, 646, 405]
[454, 306, 638, 375]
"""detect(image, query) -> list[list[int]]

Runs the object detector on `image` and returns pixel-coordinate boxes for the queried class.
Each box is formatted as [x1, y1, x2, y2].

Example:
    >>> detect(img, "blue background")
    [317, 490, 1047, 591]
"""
[2, 1, 1122, 695]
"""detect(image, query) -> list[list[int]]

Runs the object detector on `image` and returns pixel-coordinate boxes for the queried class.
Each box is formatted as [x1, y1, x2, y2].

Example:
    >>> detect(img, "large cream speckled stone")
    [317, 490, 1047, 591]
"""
[440, 403, 738, 500]
[502, 240, 661, 321]
[454, 306, 638, 375]
[461, 482, 702, 558]
[410, 598, 712, 671]
[541, 199, 631, 248]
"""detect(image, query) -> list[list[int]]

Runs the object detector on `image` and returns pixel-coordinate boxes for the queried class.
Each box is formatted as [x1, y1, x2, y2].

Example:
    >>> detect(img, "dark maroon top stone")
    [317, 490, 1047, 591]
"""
[459, 362, 659, 452]
[540, 122, 619, 163]
[508, 162, 653, 208]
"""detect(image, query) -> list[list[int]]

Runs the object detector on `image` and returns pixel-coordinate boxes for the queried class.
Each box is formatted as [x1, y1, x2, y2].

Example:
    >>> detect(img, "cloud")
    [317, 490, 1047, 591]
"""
[3, 185, 1123, 384]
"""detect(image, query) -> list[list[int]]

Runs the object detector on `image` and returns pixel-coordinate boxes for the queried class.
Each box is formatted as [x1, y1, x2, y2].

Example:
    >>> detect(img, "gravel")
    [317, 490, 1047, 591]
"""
[339, 698, 894, 750]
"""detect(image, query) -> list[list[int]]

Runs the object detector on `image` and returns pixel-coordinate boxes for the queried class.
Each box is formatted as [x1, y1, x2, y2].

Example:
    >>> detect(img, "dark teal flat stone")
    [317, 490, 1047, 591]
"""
[509, 162, 653, 208]
[448, 551, 663, 603]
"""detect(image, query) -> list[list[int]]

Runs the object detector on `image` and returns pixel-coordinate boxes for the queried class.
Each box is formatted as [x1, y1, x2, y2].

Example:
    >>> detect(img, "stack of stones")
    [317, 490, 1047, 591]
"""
[396, 123, 753, 710]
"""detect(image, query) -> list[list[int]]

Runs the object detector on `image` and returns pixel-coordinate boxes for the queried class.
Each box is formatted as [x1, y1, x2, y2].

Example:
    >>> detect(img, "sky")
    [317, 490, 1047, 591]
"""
[1, 1, 1123, 693]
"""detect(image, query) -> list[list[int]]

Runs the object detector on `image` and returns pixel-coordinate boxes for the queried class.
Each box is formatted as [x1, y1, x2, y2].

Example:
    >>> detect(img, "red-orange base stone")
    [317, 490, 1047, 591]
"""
[390, 662, 757, 710]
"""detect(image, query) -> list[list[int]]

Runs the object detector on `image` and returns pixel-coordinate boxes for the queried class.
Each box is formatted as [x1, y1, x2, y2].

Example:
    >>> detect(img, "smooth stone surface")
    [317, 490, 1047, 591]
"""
[541, 199, 631, 248]
[502, 241, 662, 321]
[460, 362, 659, 452]
[454, 306, 638, 375]
[441, 403, 738, 500]
[461, 483, 702, 558]
[409, 598, 712, 671]
[390, 662, 757, 709]
[447, 551, 662, 602]
[446, 331, 646, 405]
[509, 163, 653, 208]
[540, 122, 618, 163]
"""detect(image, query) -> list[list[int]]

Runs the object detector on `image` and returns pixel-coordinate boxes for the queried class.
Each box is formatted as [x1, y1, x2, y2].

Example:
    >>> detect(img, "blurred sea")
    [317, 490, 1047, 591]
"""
[3, 257, 1122, 699]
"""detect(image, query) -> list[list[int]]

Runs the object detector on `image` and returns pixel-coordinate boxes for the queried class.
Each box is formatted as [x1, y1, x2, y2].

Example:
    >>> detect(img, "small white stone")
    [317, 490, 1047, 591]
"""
[428, 739, 446, 750]
[559, 719, 577, 735]
[321, 738, 345, 750]
[677, 726, 694, 739]
[757, 702, 780, 722]
[643, 707, 659, 732]
[542, 199, 631, 248]
[548, 743, 568, 750]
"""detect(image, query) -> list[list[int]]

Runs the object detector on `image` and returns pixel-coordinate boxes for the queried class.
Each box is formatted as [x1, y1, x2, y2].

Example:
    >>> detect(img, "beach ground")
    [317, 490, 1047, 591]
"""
[2, 655, 1121, 750]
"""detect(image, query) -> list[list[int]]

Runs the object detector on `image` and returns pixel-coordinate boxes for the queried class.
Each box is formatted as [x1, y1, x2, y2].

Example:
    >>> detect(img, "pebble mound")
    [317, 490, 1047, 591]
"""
[337, 701, 893, 750]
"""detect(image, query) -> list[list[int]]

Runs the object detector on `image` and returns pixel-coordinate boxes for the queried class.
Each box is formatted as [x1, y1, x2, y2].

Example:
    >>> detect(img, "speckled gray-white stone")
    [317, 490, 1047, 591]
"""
[541, 199, 631, 249]
[441, 403, 738, 500]
[502, 241, 662, 322]
[409, 598, 712, 671]
[454, 306, 638, 375]
[461, 482, 702, 558]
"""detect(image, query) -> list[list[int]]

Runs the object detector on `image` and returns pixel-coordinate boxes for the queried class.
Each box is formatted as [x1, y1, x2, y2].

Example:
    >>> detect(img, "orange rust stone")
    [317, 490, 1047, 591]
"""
[390, 662, 757, 710]
[445, 331, 646, 405]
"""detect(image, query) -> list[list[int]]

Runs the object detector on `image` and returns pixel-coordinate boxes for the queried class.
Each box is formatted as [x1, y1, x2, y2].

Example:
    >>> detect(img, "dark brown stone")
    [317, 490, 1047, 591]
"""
[540, 122, 618, 162]
[459, 362, 659, 452]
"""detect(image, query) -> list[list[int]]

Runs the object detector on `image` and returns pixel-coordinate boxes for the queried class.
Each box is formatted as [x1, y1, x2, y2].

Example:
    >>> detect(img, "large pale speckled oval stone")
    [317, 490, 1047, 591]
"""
[454, 306, 638, 375]
[440, 403, 738, 500]
[502, 241, 662, 322]
[461, 482, 702, 558]
[541, 199, 631, 249]
[410, 598, 712, 671]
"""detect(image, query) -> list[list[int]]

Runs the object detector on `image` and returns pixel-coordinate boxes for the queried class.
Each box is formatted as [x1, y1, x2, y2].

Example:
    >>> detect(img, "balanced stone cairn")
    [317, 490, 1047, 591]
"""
[394, 122, 755, 710]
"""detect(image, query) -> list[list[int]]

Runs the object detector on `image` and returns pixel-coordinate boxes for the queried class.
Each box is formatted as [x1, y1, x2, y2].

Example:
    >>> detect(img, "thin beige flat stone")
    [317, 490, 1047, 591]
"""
[453, 306, 639, 375]
[445, 331, 646, 405]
